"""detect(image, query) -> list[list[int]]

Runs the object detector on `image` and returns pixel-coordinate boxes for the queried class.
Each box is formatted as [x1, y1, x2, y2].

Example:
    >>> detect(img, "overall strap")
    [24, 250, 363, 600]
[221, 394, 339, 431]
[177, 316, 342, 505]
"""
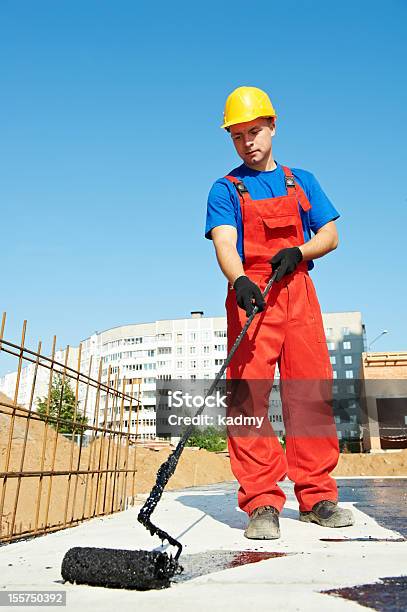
[224, 175, 252, 206]
[281, 166, 312, 212]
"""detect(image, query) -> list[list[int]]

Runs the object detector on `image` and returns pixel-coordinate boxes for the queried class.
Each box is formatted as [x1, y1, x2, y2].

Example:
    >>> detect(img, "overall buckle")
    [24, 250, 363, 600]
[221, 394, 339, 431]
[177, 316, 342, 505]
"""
[236, 181, 249, 196]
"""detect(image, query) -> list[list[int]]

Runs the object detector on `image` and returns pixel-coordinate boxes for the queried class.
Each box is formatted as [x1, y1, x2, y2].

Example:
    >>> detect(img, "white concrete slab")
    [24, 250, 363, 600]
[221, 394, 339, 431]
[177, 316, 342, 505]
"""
[1, 481, 406, 611]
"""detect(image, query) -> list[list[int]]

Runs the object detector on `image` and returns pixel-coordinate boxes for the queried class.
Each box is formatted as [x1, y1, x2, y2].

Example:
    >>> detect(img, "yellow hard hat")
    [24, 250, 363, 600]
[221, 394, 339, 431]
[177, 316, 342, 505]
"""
[221, 86, 276, 129]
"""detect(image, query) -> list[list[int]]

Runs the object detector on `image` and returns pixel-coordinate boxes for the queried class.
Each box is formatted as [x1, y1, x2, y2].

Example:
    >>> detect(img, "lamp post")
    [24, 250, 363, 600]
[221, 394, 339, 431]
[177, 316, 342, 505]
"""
[368, 330, 388, 351]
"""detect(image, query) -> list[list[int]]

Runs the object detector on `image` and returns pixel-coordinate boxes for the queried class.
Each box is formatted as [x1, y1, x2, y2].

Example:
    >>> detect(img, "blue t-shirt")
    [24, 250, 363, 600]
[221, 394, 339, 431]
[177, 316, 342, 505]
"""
[205, 161, 339, 270]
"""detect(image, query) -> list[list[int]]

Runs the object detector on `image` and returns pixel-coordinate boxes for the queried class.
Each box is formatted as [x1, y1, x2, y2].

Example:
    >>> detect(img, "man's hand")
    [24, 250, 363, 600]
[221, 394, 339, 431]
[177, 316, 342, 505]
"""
[233, 276, 266, 317]
[270, 247, 303, 282]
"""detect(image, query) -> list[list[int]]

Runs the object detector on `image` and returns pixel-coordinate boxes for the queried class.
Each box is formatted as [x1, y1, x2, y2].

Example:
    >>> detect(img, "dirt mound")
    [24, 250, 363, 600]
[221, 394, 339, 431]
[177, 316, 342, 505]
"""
[333, 448, 407, 477]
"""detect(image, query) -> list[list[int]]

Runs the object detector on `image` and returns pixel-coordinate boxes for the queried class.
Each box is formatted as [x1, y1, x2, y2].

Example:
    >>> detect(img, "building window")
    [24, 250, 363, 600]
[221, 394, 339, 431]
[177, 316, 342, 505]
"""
[190, 360, 197, 369]
[330, 356, 336, 365]
[188, 332, 197, 342]
[202, 331, 211, 341]
[176, 333, 183, 343]
[157, 333, 172, 341]
[203, 345, 210, 354]
[337, 431, 342, 439]
[176, 361, 183, 369]
[342, 327, 350, 336]
[190, 374, 196, 380]
[334, 416, 341, 424]
[345, 370, 354, 379]
[214, 330, 227, 338]
[144, 363, 155, 370]
[215, 358, 225, 366]
[147, 349, 155, 357]
[333, 370, 337, 379]
[325, 327, 333, 337]
[203, 359, 210, 368]
[189, 346, 196, 354]
[343, 341, 352, 350]
[327, 342, 335, 350]
[143, 390, 156, 399]
[344, 355, 353, 365]
[215, 344, 226, 352]
[158, 347, 171, 355]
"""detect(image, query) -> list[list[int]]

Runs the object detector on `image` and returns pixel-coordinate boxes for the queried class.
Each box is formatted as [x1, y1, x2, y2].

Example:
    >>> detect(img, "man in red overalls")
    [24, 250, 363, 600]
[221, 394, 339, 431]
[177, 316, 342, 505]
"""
[205, 86, 354, 539]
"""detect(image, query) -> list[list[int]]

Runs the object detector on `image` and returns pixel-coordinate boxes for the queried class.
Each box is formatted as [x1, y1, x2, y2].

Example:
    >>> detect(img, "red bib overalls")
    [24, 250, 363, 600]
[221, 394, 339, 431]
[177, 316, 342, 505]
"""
[224, 166, 339, 515]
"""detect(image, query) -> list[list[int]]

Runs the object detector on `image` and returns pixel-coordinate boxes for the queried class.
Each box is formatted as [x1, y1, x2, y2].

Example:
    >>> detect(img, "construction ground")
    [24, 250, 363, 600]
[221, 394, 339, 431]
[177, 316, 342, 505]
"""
[1, 477, 406, 611]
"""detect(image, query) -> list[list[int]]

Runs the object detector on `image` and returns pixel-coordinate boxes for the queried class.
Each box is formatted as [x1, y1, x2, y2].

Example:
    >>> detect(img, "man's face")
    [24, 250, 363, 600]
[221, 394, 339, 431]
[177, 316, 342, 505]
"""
[229, 117, 275, 169]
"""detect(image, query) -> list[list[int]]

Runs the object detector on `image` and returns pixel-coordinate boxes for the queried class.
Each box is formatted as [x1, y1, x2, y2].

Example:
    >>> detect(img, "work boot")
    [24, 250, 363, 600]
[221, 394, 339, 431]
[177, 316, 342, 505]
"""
[244, 505, 280, 539]
[299, 500, 354, 528]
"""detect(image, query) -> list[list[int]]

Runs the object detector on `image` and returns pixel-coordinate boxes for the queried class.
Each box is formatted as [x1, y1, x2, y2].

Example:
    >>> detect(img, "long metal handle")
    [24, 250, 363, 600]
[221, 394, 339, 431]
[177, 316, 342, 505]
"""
[138, 269, 278, 559]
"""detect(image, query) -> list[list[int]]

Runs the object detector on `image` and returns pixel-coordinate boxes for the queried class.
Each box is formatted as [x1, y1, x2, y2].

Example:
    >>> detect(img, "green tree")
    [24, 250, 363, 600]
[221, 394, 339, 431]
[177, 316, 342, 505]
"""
[186, 426, 227, 452]
[36, 375, 88, 434]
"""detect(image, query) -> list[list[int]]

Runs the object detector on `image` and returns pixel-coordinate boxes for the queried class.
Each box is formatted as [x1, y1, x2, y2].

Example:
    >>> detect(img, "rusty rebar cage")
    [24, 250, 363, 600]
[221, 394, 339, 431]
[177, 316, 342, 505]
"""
[0, 313, 144, 544]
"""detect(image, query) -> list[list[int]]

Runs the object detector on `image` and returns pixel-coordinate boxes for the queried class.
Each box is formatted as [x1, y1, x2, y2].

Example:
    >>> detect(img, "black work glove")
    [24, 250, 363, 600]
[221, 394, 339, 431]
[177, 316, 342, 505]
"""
[233, 275, 266, 317]
[270, 247, 303, 282]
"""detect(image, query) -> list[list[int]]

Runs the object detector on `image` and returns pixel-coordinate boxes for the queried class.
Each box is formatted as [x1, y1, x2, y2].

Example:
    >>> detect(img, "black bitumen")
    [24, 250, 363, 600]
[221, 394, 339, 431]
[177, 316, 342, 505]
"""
[61, 547, 182, 590]
[323, 576, 407, 611]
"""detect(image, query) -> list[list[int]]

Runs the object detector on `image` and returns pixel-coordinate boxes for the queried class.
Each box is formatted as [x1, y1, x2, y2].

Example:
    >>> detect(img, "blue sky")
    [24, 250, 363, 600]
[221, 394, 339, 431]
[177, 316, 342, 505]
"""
[1, 0, 406, 369]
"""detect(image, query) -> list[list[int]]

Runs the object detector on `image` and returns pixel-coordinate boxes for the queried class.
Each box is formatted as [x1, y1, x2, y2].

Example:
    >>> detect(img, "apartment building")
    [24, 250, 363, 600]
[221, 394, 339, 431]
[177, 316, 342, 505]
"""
[322, 312, 366, 446]
[77, 311, 227, 439]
